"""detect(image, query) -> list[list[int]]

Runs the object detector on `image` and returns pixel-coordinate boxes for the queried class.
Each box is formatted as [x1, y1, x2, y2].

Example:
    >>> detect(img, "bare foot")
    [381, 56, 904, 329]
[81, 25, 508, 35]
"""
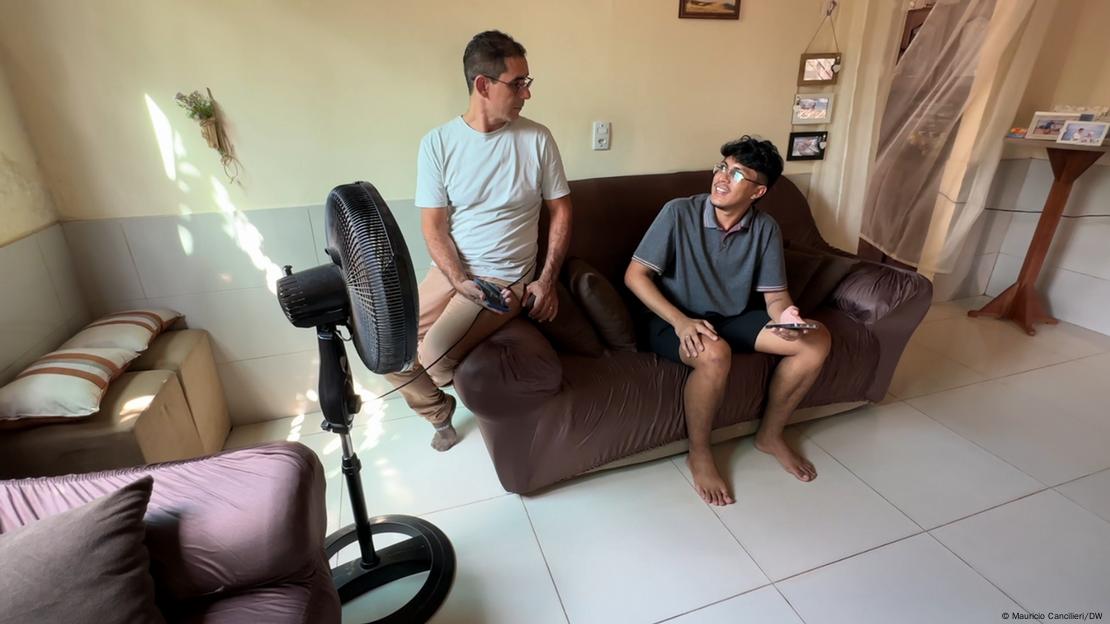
[430, 395, 459, 452]
[687, 450, 734, 506]
[754, 434, 816, 482]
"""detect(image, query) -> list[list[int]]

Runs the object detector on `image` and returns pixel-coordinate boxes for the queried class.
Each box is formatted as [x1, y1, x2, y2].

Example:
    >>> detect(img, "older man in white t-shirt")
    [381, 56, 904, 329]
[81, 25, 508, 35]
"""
[385, 30, 573, 452]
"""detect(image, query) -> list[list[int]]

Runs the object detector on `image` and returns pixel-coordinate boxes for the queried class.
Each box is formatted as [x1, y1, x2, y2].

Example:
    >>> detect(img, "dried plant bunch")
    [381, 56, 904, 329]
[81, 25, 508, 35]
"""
[175, 91, 215, 121]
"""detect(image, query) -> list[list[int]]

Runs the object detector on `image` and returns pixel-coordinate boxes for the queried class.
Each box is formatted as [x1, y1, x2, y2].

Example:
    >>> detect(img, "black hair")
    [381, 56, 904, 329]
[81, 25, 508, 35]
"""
[720, 135, 783, 187]
[463, 30, 527, 94]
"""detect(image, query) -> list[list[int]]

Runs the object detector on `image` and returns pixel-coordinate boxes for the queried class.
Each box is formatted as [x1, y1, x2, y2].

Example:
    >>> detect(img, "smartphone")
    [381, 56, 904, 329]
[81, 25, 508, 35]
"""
[766, 322, 818, 331]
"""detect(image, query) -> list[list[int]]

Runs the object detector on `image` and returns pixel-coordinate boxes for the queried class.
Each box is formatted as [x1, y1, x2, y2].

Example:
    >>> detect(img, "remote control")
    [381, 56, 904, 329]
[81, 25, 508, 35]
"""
[472, 279, 509, 313]
[766, 322, 818, 331]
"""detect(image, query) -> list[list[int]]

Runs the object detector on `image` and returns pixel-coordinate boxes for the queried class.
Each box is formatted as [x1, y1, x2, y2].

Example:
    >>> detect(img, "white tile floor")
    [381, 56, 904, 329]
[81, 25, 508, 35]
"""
[226, 298, 1110, 623]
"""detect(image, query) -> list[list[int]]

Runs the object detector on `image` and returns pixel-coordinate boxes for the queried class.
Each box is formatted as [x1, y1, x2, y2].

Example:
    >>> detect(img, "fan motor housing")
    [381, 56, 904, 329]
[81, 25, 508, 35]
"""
[277, 263, 348, 328]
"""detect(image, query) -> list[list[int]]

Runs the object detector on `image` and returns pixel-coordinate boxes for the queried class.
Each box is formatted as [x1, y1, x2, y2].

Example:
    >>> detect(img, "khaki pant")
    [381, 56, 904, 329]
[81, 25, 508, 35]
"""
[385, 266, 526, 424]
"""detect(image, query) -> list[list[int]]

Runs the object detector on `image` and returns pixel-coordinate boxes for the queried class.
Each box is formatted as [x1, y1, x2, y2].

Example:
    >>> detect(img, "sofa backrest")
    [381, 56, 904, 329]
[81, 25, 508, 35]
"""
[544, 170, 833, 289]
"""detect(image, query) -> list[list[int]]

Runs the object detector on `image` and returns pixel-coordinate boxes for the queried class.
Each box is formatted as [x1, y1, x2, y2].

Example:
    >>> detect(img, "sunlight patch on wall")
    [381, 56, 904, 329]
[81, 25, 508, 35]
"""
[211, 176, 285, 294]
[144, 94, 176, 182]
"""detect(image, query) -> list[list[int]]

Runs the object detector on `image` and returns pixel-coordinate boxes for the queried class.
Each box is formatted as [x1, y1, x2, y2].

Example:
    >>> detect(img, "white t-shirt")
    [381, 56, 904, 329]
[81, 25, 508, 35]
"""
[414, 116, 570, 281]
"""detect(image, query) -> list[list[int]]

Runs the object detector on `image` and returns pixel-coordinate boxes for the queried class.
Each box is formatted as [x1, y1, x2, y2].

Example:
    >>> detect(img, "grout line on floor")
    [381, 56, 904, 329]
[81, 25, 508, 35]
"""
[799, 425, 927, 534]
[769, 531, 926, 585]
[898, 402, 1054, 490]
[648, 582, 776, 624]
[922, 531, 1045, 622]
[518, 496, 572, 624]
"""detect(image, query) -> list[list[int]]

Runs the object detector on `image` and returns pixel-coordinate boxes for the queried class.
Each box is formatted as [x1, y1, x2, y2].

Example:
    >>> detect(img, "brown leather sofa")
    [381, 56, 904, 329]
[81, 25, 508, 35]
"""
[454, 171, 932, 494]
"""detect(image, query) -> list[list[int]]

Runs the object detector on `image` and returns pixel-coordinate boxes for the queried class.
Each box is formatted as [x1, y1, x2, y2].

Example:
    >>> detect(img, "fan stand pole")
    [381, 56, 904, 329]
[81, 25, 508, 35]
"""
[315, 325, 455, 623]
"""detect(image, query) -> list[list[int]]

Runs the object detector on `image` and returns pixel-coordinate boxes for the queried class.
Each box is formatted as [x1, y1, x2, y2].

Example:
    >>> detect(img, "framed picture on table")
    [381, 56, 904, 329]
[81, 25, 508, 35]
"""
[1025, 111, 1081, 141]
[1056, 121, 1109, 146]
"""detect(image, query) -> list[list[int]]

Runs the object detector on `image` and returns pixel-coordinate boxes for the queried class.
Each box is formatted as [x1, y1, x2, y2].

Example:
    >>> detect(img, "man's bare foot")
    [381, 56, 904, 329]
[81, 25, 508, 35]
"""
[754, 433, 816, 482]
[687, 450, 734, 506]
[430, 395, 459, 452]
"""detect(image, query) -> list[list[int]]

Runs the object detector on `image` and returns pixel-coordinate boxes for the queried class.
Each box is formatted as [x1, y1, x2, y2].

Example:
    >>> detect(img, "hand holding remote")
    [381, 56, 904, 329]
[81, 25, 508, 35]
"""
[471, 279, 511, 314]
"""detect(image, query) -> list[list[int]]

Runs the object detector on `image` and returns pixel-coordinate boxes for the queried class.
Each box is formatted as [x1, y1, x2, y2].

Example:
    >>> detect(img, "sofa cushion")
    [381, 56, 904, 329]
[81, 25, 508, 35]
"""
[564, 258, 637, 352]
[62, 308, 182, 353]
[785, 246, 858, 314]
[0, 477, 165, 624]
[531, 282, 605, 357]
[0, 347, 140, 429]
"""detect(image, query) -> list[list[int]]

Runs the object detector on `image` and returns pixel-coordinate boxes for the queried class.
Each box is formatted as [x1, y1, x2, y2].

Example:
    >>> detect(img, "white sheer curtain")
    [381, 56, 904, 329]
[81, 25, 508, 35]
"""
[859, 0, 1053, 275]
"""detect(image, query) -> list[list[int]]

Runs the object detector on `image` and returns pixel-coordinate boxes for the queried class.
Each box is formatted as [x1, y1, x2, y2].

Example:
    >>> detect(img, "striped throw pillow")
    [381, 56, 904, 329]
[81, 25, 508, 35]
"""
[62, 308, 182, 353]
[0, 348, 140, 428]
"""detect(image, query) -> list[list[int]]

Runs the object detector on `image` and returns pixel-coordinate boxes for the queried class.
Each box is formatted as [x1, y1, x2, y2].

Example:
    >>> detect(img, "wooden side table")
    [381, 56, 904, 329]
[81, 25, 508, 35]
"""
[969, 137, 1109, 335]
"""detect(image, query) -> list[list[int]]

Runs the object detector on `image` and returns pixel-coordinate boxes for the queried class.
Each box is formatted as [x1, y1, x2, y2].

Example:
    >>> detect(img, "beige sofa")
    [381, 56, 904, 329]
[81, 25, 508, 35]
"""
[0, 329, 229, 478]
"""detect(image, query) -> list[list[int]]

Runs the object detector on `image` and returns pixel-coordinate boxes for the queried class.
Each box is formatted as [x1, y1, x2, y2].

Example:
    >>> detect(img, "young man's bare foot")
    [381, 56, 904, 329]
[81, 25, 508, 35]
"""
[754, 433, 816, 481]
[687, 450, 735, 506]
[430, 395, 459, 452]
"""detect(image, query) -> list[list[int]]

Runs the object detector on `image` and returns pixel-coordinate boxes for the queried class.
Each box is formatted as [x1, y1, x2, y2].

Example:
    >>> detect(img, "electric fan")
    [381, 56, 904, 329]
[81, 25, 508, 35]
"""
[276, 181, 455, 623]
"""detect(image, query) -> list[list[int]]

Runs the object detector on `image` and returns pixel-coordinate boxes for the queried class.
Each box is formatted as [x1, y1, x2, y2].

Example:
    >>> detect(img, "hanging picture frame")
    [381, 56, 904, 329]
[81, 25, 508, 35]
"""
[797, 53, 841, 86]
[678, 0, 740, 20]
[787, 131, 828, 161]
[791, 93, 834, 125]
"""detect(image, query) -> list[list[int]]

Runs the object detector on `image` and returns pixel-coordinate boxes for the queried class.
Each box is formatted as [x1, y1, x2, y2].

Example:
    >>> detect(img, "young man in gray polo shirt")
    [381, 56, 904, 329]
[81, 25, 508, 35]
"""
[625, 136, 831, 506]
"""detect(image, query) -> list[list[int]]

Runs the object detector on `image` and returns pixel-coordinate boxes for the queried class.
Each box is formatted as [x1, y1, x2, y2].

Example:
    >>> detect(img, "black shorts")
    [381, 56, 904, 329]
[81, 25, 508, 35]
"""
[644, 308, 771, 364]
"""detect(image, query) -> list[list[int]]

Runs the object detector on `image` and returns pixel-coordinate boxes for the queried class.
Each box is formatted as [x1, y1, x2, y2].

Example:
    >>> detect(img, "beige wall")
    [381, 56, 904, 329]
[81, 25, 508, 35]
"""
[1015, 0, 1110, 127]
[0, 0, 851, 222]
[0, 62, 56, 246]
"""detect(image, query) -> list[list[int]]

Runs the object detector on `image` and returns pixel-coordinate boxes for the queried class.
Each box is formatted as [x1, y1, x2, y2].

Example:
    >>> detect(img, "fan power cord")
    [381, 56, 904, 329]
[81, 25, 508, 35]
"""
[372, 261, 536, 401]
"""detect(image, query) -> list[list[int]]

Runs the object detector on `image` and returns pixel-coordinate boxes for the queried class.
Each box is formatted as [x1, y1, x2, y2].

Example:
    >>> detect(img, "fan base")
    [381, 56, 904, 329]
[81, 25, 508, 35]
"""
[326, 515, 455, 623]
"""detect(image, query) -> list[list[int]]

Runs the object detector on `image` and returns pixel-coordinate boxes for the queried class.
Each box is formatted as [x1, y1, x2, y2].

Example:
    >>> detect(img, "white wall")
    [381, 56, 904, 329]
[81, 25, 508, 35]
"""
[0, 56, 84, 383]
[0, 0, 854, 222]
[0, 224, 89, 385]
[0, 61, 55, 246]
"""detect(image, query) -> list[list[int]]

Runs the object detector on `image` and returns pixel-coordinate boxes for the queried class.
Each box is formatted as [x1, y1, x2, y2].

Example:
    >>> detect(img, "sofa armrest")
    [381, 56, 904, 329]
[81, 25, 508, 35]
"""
[830, 261, 933, 400]
[454, 318, 563, 415]
[0, 442, 333, 604]
[830, 262, 932, 325]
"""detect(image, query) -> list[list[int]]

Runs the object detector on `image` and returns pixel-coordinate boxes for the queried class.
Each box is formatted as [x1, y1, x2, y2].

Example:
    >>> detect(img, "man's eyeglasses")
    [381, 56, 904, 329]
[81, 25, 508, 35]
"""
[713, 162, 765, 186]
[484, 75, 534, 93]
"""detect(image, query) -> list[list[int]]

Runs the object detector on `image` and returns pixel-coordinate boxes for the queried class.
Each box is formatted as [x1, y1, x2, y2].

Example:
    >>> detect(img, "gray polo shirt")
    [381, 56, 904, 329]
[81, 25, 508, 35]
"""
[632, 194, 787, 317]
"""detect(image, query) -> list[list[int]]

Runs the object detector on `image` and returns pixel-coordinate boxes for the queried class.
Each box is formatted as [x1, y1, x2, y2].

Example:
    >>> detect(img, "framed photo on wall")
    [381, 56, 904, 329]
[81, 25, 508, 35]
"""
[797, 53, 841, 86]
[787, 131, 828, 161]
[678, 0, 740, 20]
[792, 93, 834, 125]
[1026, 111, 1081, 141]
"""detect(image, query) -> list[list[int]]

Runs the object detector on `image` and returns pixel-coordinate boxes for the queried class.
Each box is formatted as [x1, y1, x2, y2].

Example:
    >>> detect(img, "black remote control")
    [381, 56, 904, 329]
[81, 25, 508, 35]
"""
[472, 279, 509, 313]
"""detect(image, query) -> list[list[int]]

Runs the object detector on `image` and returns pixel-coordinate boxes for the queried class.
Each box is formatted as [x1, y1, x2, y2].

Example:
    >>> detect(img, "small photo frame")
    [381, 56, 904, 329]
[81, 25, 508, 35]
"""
[1056, 120, 1109, 146]
[798, 53, 841, 86]
[792, 93, 834, 125]
[1025, 111, 1080, 141]
[787, 131, 828, 161]
[678, 0, 740, 19]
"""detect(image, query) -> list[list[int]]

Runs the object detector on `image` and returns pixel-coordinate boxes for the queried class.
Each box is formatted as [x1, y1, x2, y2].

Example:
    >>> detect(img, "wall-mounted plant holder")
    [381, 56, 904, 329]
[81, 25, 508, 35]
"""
[200, 118, 221, 150]
[175, 88, 241, 184]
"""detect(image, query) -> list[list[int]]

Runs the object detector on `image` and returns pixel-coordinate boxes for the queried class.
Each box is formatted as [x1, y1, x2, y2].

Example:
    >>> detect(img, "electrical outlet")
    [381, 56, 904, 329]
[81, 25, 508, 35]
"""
[592, 121, 611, 151]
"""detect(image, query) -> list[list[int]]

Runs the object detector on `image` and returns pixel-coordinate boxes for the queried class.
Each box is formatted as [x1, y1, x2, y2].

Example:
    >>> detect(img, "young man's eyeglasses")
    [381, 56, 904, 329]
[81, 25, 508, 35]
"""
[713, 162, 766, 186]
[484, 75, 534, 93]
